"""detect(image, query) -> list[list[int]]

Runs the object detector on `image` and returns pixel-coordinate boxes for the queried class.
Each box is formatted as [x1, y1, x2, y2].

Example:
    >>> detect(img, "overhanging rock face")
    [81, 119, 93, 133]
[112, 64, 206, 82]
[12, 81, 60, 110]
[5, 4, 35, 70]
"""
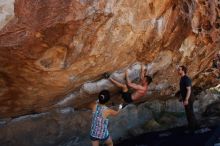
[0, 0, 219, 118]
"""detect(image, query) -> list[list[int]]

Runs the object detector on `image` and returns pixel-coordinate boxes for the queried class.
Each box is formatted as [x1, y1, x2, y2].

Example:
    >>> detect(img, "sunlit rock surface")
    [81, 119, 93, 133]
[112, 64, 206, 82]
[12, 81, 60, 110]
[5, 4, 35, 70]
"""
[0, 0, 220, 118]
[0, 0, 14, 29]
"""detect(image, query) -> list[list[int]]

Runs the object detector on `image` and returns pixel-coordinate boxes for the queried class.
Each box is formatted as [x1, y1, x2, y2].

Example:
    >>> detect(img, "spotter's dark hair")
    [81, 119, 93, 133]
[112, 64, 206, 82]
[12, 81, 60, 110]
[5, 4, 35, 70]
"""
[179, 65, 187, 74]
[98, 90, 110, 104]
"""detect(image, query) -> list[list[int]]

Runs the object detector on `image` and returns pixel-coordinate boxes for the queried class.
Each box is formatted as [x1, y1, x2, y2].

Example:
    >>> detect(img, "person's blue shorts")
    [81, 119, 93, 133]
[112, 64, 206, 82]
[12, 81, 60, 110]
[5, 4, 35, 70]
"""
[90, 135, 110, 142]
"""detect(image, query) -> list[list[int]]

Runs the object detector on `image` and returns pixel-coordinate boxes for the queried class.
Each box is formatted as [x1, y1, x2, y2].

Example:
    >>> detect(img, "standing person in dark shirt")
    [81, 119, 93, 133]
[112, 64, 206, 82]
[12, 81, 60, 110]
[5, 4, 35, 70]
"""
[177, 65, 198, 131]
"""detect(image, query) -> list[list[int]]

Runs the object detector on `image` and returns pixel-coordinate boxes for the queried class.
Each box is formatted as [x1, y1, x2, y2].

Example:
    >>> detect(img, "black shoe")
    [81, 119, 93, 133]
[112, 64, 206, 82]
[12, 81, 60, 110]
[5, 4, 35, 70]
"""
[122, 103, 128, 109]
[102, 72, 111, 79]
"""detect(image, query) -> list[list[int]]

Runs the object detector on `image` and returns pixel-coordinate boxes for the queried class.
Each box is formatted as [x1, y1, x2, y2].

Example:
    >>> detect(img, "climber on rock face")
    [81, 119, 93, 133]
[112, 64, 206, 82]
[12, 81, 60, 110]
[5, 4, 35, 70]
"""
[109, 64, 152, 104]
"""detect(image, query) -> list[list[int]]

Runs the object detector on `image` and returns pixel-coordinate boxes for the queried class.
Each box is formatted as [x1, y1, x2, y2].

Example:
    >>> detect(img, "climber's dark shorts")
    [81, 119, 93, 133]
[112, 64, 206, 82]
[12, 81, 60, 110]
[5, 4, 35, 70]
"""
[121, 91, 133, 103]
[90, 135, 109, 142]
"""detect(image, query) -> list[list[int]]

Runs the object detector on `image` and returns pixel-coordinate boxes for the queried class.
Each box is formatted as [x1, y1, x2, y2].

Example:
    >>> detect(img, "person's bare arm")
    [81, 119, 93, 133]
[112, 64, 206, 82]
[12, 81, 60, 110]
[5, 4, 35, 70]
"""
[88, 101, 96, 111]
[104, 109, 119, 118]
[184, 86, 191, 105]
[126, 70, 143, 90]
[125, 70, 131, 84]
[140, 64, 146, 82]
[109, 77, 125, 88]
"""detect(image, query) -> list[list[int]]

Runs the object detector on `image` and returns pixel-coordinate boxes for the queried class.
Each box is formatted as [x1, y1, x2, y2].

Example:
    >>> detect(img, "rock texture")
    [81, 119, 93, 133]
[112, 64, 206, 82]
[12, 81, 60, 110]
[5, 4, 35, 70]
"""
[0, 91, 219, 146]
[0, 0, 220, 118]
[0, 99, 188, 146]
